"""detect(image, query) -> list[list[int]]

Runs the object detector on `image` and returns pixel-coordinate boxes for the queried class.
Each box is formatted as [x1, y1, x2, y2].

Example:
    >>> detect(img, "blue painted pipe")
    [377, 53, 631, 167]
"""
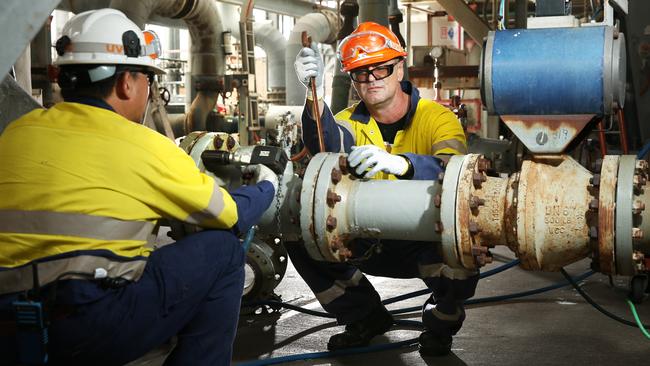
[482, 26, 625, 116]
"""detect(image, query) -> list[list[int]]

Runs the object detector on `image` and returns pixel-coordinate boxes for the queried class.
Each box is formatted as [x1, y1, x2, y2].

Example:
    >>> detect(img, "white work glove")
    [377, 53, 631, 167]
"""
[347, 145, 410, 179]
[243, 164, 279, 193]
[294, 42, 324, 101]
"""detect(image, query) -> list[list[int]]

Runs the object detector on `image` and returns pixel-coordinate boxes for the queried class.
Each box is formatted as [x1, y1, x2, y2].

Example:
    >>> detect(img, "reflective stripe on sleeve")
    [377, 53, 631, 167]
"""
[185, 184, 227, 225]
[0, 210, 154, 241]
[336, 119, 356, 151]
[0, 255, 147, 295]
[314, 269, 364, 305]
[431, 139, 467, 155]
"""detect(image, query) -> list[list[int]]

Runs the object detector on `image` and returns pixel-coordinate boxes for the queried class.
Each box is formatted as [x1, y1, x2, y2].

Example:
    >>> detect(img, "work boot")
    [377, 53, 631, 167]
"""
[327, 305, 394, 350]
[418, 331, 452, 356]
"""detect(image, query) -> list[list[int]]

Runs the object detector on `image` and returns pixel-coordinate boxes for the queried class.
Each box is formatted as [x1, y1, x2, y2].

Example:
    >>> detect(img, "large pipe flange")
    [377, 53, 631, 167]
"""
[440, 155, 466, 269]
[299, 152, 331, 261]
[616, 156, 639, 276]
[616, 156, 650, 275]
[242, 239, 289, 303]
[596, 155, 619, 274]
[455, 154, 487, 269]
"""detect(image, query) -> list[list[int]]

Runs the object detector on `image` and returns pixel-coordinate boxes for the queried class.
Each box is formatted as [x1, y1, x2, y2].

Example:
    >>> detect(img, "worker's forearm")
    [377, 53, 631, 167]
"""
[229, 181, 275, 235]
[301, 101, 350, 154]
[400, 153, 444, 180]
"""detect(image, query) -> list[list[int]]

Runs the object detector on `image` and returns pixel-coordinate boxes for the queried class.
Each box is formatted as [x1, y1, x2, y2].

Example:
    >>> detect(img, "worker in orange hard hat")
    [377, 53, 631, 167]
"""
[291, 21, 478, 358]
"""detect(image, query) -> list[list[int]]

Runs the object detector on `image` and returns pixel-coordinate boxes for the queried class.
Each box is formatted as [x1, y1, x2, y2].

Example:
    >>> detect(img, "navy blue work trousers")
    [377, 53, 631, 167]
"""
[286, 238, 479, 336]
[0, 230, 244, 366]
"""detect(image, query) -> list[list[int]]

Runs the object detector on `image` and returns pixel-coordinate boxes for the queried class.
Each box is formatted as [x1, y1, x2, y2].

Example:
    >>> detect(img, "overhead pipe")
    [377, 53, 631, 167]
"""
[216, 3, 287, 102]
[358, 0, 389, 25]
[110, 0, 226, 133]
[388, 0, 407, 79]
[285, 9, 340, 106]
[330, 0, 358, 114]
[217, 0, 329, 18]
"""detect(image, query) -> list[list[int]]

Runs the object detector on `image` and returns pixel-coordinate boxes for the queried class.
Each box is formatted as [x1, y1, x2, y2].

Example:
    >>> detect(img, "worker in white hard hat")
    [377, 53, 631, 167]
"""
[0, 8, 276, 365]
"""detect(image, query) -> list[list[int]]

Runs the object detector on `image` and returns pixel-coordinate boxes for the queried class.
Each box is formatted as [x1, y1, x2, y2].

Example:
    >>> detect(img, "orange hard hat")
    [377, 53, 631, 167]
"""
[337, 22, 407, 72]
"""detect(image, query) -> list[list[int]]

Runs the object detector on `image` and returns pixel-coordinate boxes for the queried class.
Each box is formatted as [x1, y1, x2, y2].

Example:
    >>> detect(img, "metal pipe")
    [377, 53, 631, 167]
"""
[358, 0, 389, 25]
[347, 180, 441, 242]
[285, 10, 339, 105]
[31, 18, 53, 107]
[598, 118, 608, 156]
[406, 4, 411, 66]
[216, 3, 287, 99]
[111, 0, 227, 132]
[617, 107, 629, 154]
[293, 152, 650, 277]
[255, 23, 287, 91]
[13, 46, 32, 97]
[331, 0, 358, 114]
[217, 0, 328, 18]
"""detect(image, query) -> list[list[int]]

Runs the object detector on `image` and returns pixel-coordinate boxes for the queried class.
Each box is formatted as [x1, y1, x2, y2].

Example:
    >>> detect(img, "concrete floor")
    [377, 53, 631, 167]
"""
[232, 246, 650, 366]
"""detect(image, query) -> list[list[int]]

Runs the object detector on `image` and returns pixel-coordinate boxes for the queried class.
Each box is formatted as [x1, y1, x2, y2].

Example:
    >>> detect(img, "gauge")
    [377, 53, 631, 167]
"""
[431, 46, 444, 58]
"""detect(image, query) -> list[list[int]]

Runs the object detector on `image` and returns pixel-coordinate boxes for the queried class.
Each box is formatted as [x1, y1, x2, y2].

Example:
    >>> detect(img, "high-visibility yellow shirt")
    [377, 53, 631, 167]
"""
[0, 102, 238, 268]
[302, 81, 466, 180]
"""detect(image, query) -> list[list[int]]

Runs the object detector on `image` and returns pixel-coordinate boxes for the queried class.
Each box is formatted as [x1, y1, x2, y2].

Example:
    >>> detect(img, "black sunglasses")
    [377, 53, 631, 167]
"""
[349, 62, 400, 83]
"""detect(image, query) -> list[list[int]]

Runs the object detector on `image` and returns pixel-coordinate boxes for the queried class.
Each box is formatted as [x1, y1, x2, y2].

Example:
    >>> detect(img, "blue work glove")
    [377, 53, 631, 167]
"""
[347, 145, 409, 178]
[294, 42, 324, 101]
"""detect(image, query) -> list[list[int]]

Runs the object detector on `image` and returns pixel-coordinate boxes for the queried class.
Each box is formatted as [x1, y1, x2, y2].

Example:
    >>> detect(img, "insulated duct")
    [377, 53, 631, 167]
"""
[255, 23, 287, 92]
[285, 9, 340, 106]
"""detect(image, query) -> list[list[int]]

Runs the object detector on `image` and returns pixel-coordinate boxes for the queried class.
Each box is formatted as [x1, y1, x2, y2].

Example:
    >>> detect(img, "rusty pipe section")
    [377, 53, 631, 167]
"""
[448, 155, 594, 271]
[442, 153, 650, 275]
[300, 152, 650, 277]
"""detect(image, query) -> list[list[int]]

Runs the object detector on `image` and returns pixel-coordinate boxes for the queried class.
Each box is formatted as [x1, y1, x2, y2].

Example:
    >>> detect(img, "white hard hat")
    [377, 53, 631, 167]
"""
[54, 8, 165, 76]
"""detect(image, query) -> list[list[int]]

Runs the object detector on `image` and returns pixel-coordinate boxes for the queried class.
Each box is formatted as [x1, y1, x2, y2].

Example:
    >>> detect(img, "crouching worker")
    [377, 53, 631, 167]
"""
[0, 9, 275, 366]
[289, 22, 479, 357]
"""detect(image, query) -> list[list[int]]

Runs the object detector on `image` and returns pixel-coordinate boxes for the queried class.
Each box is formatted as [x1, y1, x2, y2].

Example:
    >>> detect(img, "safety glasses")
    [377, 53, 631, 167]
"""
[337, 31, 404, 63]
[349, 61, 400, 83]
[119, 67, 155, 86]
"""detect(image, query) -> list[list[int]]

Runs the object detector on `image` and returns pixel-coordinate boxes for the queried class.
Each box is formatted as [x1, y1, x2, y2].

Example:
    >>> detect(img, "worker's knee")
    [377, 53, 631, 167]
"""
[170, 229, 244, 266]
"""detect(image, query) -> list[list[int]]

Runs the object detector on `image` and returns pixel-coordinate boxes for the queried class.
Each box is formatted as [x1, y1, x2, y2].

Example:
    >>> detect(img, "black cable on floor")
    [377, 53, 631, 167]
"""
[560, 268, 650, 328]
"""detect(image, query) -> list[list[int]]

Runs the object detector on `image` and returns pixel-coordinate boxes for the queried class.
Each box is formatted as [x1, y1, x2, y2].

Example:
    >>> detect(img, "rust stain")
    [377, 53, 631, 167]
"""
[501, 115, 593, 133]
[598, 156, 619, 274]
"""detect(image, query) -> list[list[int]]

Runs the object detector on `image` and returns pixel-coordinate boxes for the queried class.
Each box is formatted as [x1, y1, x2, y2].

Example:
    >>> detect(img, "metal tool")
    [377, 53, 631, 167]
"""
[301, 31, 326, 153]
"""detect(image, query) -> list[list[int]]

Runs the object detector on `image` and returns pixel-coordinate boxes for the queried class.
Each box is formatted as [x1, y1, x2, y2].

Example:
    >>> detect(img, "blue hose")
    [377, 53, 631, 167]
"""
[237, 269, 595, 365]
[236, 319, 422, 366]
[637, 142, 650, 159]
[390, 270, 595, 315]
[242, 226, 257, 252]
[243, 259, 522, 311]
[382, 259, 521, 305]
[236, 337, 420, 366]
